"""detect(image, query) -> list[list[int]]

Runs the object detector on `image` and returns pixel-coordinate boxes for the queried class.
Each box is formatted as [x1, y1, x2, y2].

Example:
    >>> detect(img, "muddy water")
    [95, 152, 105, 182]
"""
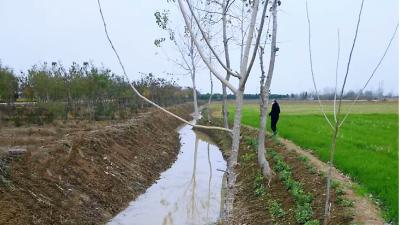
[108, 122, 227, 225]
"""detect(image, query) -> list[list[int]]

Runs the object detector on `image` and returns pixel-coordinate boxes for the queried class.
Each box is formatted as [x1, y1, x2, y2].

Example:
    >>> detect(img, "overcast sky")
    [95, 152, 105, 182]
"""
[0, 0, 398, 95]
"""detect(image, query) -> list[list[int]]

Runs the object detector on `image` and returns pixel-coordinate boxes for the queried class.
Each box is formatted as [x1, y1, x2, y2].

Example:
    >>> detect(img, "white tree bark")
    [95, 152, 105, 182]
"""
[207, 52, 214, 121]
[224, 89, 243, 220]
[221, 0, 231, 129]
[190, 38, 199, 117]
[257, 0, 278, 180]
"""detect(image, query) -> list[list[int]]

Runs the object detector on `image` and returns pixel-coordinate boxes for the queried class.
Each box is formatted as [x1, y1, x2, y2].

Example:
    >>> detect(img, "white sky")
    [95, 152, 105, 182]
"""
[0, 0, 398, 95]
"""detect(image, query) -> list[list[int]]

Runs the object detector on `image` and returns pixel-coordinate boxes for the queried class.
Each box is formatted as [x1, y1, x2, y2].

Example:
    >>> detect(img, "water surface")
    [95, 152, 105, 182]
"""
[109, 123, 227, 225]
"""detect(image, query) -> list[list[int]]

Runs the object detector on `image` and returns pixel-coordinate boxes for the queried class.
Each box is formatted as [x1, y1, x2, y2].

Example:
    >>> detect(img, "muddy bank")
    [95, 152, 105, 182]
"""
[0, 104, 192, 225]
[197, 117, 353, 225]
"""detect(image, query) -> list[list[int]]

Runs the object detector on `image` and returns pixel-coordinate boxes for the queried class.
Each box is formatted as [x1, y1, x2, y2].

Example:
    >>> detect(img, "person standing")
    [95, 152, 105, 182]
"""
[269, 99, 280, 135]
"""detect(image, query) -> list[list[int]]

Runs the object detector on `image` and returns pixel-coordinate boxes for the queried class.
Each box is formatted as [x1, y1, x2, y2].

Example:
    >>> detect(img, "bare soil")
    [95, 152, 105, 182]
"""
[0, 104, 192, 225]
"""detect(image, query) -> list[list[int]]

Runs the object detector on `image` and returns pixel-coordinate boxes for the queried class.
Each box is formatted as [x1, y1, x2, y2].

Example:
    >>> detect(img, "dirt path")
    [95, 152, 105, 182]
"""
[0, 104, 193, 225]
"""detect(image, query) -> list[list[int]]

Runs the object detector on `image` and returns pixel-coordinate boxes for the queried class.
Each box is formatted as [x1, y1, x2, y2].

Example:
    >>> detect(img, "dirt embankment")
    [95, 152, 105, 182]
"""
[197, 117, 353, 225]
[0, 104, 193, 225]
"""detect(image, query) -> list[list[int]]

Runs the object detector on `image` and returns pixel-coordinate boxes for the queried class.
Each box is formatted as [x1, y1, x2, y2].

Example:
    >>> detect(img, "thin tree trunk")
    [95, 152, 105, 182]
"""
[191, 68, 199, 117]
[190, 29, 199, 117]
[324, 121, 339, 225]
[257, 87, 272, 178]
[208, 56, 213, 121]
[257, 48, 272, 179]
[222, 86, 229, 128]
[221, 0, 231, 129]
[224, 89, 243, 221]
[257, 0, 278, 180]
[207, 143, 212, 220]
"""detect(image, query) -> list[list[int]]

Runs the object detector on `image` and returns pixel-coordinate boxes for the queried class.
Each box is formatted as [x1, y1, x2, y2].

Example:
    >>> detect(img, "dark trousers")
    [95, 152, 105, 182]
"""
[271, 117, 279, 133]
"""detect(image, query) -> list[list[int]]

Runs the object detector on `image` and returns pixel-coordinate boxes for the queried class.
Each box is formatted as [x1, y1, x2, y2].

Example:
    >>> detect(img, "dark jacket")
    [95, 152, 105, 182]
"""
[269, 102, 280, 119]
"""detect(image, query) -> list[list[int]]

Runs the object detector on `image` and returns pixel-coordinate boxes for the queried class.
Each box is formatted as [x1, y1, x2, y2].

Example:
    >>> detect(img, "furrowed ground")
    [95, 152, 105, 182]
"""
[212, 100, 398, 223]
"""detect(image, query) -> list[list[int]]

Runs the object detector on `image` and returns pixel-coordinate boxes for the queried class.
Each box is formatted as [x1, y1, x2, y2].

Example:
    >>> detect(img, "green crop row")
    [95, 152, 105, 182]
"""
[269, 150, 319, 224]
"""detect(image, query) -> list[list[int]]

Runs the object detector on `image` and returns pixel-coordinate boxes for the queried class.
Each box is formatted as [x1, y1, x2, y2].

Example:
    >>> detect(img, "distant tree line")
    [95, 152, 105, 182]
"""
[199, 93, 289, 101]
[0, 61, 194, 124]
[199, 89, 396, 101]
[288, 89, 396, 100]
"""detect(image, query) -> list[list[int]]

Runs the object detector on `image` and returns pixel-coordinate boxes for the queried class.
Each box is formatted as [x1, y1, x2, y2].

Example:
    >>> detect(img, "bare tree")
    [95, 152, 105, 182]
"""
[177, 0, 271, 220]
[221, 0, 233, 129]
[154, 6, 205, 117]
[96, 0, 232, 134]
[306, 0, 398, 224]
[257, 0, 279, 181]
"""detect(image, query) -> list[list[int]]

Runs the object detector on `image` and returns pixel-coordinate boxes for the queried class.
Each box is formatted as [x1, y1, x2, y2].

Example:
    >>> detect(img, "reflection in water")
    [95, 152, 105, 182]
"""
[108, 123, 226, 225]
[207, 143, 212, 220]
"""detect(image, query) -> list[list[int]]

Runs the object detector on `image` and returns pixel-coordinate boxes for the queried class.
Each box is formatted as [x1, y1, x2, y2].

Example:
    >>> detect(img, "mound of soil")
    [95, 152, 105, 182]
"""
[0, 104, 192, 225]
[197, 118, 353, 225]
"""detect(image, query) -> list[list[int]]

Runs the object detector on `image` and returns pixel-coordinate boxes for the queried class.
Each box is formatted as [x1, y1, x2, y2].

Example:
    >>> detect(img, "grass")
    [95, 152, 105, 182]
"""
[212, 100, 399, 223]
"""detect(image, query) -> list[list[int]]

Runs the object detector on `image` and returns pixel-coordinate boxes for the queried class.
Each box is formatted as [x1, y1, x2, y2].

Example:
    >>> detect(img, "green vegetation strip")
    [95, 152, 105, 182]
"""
[243, 136, 319, 224]
[242, 138, 288, 224]
[269, 150, 319, 224]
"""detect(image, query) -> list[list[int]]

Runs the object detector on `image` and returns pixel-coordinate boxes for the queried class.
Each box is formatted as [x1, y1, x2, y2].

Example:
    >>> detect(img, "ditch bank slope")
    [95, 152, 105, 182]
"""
[0, 104, 192, 225]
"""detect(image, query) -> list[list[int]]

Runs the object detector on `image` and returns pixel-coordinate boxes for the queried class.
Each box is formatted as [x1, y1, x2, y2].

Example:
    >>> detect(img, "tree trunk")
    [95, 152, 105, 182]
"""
[257, 0, 278, 180]
[224, 89, 243, 221]
[221, 0, 231, 129]
[190, 36, 199, 117]
[207, 60, 213, 121]
[257, 87, 272, 178]
[324, 118, 339, 225]
[222, 86, 229, 128]
[191, 69, 199, 117]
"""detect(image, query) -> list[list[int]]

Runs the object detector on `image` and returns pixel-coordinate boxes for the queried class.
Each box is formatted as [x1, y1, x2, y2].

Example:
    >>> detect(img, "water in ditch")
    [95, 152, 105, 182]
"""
[108, 122, 227, 225]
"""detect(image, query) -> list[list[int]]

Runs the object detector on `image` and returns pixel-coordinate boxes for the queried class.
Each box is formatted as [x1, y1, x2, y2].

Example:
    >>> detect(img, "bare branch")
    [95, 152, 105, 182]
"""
[96, 0, 232, 133]
[222, 0, 232, 78]
[185, 0, 241, 78]
[177, 0, 238, 93]
[337, 0, 365, 108]
[333, 29, 340, 122]
[306, 0, 334, 130]
[245, 0, 270, 80]
[339, 23, 398, 127]
[192, 6, 242, 21]
[239, 0, 261, 84]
